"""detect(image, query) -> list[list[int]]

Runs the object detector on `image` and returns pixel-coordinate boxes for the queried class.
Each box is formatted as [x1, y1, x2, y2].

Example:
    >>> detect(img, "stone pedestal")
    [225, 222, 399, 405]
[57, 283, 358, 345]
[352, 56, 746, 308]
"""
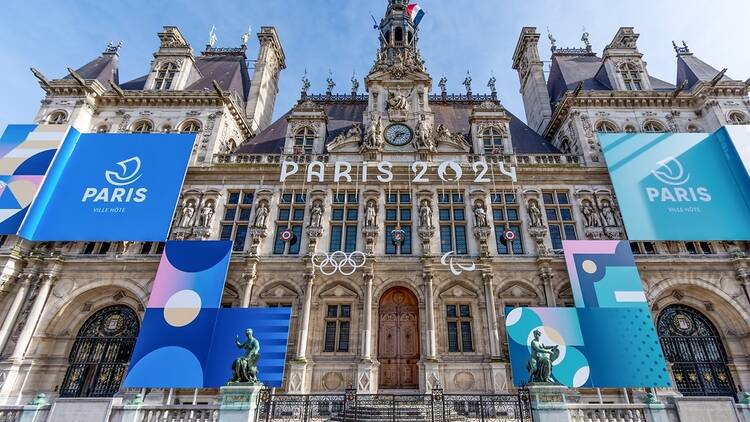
[356, 361, 378, 393]
[488, 362, 508, 393]
[47, 398, 115, 422]
[527, 384, 570, 422]
[219, 385, 264, 422]
[673, 396, 741, 422]
[287, 361, 309, 393]
[644, 404, 671, 422]
[19, 405, 49, 422]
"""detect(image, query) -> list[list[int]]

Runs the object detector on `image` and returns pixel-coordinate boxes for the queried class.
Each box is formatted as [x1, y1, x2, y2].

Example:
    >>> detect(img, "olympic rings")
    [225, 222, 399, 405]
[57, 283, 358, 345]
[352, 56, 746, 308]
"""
[312, 251, 367, 276]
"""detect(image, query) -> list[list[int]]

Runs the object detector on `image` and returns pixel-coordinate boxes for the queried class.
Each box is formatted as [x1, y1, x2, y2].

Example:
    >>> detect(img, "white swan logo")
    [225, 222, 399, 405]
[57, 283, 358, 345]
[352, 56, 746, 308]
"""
[105, 157, 143, 186]
[441, 251, 476, 276]
[651, 156, 690, 186]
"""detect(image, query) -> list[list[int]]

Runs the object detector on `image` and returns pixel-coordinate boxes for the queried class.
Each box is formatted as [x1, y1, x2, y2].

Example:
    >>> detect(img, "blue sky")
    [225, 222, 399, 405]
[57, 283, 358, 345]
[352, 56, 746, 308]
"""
[1, 0, 748, 132]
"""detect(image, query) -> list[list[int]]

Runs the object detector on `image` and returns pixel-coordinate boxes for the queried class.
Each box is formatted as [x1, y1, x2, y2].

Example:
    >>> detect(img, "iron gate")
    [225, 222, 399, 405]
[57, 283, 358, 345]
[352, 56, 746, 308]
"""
[256, 388, 532, 422]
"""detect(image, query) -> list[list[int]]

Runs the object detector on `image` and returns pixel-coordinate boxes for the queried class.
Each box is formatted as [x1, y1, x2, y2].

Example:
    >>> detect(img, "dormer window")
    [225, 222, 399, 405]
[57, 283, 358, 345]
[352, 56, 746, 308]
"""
[154, 62, 178, 91]
[179, 120, 202, 134]
[482, 128, 505, 155]
[131, 120, 154, 134]
[643, 120, 667, 133]
[47, 111, 68, 125]
[294, 127, 315, 155]
[595, 121, 618, 133]
[728, 111, 748, 125]
[619, 63, 643, 91]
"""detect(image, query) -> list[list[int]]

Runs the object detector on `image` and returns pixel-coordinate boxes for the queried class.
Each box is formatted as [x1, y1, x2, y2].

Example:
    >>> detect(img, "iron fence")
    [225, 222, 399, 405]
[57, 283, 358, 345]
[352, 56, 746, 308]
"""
[256, 388, 531, 422]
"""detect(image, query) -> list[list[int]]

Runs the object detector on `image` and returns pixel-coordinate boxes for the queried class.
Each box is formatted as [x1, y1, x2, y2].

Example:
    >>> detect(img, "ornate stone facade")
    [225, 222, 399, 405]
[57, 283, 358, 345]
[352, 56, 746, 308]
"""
[0, 0, 748, 413]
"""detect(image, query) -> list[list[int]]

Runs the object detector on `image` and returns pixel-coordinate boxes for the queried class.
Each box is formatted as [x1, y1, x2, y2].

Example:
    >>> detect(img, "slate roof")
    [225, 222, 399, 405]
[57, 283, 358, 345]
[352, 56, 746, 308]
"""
[676, 54, 732, 90]
[63, 52, 119, 88]
[546, 53, 676, 110]
[116, 52, 252, 102]
[238, 100, 560, 154]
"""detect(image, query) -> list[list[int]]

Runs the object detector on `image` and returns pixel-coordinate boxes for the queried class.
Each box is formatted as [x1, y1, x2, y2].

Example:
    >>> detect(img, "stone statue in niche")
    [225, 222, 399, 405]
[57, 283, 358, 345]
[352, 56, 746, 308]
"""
[309, 200, 323, 228]
[387, 91, 409, 111]
[473, 201, 489, 228]
[253, 201, 270, 229]
[199, 201, 215, 228]
[419, 199, 433, 229]
[364, 115, 383, 149]
[365, 200, 377, 227]
[528, 200, 544, 228]
[414, 118, 434, 151]
[179, 202, 195, 227]
[581, 199, 601, 228]
[435, 124, 451, 146]
[599, 199, 617, 227]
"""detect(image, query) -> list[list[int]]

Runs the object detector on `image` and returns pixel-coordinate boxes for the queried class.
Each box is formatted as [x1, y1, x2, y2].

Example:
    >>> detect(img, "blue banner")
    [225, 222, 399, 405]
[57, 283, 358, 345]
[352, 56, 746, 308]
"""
[505, 240, 670, 388]
[0, 124, 71, 234]
[125, 241, 292, 388]
[599, 126, 750, 240]
[18, 131, 194, 241]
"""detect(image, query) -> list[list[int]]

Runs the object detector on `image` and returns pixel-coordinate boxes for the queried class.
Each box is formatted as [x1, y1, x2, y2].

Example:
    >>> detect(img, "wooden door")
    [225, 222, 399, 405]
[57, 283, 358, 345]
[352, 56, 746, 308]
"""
[378, 287, 420, 389]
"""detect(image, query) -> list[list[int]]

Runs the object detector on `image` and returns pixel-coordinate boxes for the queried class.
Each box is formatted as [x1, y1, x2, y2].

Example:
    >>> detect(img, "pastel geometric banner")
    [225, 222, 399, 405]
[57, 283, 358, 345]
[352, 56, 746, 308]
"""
[505, 240, 671, 388]
[599, 126, 750, 240]
[0, 124, 71, 234]
[124, 241, 292, 388]
[18, 131, 195, 241]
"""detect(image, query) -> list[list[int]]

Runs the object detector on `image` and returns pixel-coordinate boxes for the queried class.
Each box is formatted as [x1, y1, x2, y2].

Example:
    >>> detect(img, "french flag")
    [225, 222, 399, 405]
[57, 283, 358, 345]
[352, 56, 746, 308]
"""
[407, 3, 425, 26]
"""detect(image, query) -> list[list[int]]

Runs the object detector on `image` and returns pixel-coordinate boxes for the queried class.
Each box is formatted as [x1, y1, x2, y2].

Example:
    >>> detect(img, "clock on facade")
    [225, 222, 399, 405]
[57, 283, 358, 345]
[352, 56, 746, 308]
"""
[384, 123, 413, 147]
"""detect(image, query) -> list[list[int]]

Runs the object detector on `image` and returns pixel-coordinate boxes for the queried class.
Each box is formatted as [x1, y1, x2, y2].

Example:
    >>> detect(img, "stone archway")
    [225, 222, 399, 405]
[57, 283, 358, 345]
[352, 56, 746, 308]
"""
[378, 286, 420, 389]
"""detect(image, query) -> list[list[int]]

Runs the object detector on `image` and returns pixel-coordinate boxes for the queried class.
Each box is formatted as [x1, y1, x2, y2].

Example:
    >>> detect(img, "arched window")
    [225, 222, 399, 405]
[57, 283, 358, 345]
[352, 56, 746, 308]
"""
[59, 305, 139, 397]
[131, 120, 153, 134]
[643, 120, 667, 133]
[154, 62, 178, 90]
[294, 127, 315, 154]
[727, 112, 748, 125]
[595, 120, 618, 133]
[47, 111, 68, 125]
[96, 125, 109, 133]
[619, 63, 643, 91]
[482, 128, 505, 155]
[179, 120, 202, 134]
[657, 304, 736, 398]
[394, 27, 404, 46]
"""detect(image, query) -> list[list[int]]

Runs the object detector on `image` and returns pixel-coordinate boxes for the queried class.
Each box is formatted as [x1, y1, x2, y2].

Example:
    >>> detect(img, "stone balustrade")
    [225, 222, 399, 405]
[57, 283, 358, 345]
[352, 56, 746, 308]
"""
[108, 405, 219, 422]
[567, 404, 648, 422]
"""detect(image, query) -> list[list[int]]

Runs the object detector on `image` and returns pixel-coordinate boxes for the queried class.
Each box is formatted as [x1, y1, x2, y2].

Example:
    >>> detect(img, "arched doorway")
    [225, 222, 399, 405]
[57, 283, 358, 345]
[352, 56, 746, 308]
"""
[60, 305, 139, 397]
[378, 287, 420, 389]
[657, 304, 736, 398]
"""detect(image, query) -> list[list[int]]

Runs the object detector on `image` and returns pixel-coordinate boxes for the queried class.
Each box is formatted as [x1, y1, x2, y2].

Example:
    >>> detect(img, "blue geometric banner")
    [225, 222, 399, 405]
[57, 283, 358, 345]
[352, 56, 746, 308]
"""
[125, 241, 292, 388]
[599, 126, 750, 240]
[505, 240, 671, 388]
[18, 131, 194, 241]
[0, 124, 71, 234]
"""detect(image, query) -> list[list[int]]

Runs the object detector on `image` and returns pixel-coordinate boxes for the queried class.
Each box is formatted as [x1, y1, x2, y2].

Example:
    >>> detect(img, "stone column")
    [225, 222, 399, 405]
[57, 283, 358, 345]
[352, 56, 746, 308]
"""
[361, 268, 374, 361]
[0, 274, 33, 353]
[357, 267, 377, 393]
[11, 273, 56, 360]
[423, 269, 437, 360]
[539, 264, 555, 306]
[482, 271, 501, 359]
[241, 258, 259, 307]
[295, 271, 314, 361]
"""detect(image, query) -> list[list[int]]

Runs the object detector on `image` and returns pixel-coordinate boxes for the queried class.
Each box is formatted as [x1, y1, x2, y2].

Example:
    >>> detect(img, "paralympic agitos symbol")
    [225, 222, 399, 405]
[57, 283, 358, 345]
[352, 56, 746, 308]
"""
[441, 251, 477, 276]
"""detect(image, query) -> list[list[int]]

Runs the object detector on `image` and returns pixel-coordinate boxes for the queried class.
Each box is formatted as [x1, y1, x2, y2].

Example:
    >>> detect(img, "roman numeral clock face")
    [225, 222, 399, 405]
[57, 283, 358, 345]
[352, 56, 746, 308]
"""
[384, 123, 413, 147]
